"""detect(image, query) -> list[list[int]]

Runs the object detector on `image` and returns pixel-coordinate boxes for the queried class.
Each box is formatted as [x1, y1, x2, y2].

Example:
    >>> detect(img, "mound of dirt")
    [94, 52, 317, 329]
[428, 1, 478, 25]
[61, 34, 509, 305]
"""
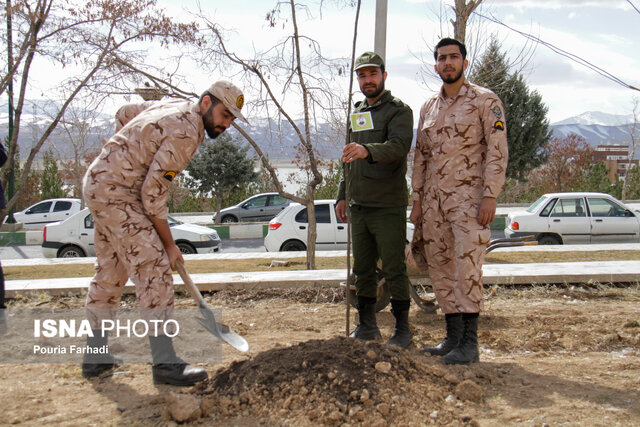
[190, 337, 488, 425]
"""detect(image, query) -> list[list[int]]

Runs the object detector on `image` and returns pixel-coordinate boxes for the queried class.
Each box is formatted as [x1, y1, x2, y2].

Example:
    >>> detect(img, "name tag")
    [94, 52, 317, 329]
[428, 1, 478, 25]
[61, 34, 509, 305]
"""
[350, 112, 374, 132]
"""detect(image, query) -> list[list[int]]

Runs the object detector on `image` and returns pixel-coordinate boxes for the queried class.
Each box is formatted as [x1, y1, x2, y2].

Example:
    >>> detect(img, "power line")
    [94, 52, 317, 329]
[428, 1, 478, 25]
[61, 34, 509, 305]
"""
[627, 0, 640, 15]
[474, 11, 639, 93]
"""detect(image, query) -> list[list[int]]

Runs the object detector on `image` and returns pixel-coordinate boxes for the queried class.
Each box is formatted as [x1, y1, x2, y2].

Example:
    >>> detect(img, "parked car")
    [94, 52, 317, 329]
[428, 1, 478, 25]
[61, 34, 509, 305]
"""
[42, 208, 221, 258]
[212, 193, 292, 223]
[264, 200, 415, 252]
[11, 198, 82, 229]
[504, 192, 640, 244]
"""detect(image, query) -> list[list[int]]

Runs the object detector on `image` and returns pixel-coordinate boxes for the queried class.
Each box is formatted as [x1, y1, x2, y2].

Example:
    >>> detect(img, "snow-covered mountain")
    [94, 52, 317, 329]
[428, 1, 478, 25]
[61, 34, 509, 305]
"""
[552, 111, 633, 127]
[550, 112, 635, 154]
[0, 100, 636, 162]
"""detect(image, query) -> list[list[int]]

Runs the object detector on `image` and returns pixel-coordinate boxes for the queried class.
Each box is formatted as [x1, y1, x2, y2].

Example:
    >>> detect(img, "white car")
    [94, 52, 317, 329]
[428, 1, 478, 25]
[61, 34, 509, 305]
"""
[41, 208, 221, 258]
[264, 199, 415, 252]
[11, 198, 82, 229]
[505, 192, 640, 245]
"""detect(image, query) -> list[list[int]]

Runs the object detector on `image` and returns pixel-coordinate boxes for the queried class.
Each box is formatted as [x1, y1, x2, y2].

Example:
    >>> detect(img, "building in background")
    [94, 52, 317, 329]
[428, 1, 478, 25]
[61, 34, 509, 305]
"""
[595, 145, 639, 184]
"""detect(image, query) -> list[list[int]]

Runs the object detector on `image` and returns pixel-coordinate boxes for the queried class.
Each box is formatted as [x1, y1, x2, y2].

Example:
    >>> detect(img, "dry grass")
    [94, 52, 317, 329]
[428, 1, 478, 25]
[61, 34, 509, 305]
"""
[4, 250, 640, 281]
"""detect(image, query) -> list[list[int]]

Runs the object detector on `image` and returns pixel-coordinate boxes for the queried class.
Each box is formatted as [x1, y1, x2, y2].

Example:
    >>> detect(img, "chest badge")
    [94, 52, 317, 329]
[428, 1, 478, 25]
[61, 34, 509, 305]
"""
[350, 112, 374, 132]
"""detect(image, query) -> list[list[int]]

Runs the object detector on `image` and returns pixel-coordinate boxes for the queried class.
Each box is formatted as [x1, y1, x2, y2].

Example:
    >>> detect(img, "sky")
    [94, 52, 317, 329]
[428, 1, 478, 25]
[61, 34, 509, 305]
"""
[146, 0, 640, 125]
[7, 0, 639, 127]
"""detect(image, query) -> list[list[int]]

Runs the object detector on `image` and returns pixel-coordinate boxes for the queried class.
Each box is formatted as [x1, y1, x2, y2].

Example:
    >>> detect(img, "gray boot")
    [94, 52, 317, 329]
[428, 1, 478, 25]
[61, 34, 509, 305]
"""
[349, 296, 381, 340]
[444, 313, 480, 365]
[386, 299, 412, 348]
[422, 313, 463, 356]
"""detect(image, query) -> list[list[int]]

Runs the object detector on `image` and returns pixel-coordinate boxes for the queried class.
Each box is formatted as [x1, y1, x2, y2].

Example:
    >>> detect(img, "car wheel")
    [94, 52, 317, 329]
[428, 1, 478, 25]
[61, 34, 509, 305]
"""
[538, 235, 561, 245]
[281, 240, 306, 251]
[58, 245, 86, 258]
[221, 215, 238, 223]
[177, 242, 196, 254]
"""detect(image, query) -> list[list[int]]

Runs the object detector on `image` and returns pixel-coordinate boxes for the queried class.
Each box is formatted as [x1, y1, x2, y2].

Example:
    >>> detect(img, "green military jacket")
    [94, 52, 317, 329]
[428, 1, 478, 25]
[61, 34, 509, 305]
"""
[337, 90, 413, 207]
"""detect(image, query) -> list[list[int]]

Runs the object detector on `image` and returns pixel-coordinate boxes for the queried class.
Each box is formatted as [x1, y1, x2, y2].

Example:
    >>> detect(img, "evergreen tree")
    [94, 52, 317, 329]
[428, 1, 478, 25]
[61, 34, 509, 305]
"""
[40, 150, 66, 199]
[577, 162, 615, 194]
[469, 38, 551, 180]
[186, 133, 258, 224]
[623, 166, 640, 200]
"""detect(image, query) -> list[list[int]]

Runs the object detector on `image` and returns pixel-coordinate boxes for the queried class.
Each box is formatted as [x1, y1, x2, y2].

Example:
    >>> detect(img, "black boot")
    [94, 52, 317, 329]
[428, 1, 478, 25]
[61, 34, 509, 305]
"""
[0, 265, 5, 336]
[349, 296, 381, 341]
[149, 335, 208, 386]
[82, 330, 122, 378]
[444, 313, 480, 365]
[386, 299, 412, 348]
[422, 313, 463, 356]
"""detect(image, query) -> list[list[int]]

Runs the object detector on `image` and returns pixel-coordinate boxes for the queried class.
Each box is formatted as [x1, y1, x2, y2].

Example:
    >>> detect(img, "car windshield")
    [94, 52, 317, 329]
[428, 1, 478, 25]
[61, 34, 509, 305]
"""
[167, 216, 181, 225]
[527, 196, 549, 213]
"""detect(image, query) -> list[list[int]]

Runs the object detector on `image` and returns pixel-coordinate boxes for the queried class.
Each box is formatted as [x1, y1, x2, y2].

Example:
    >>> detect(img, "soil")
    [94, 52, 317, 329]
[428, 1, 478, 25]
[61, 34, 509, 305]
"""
[1, 284, 639, 426]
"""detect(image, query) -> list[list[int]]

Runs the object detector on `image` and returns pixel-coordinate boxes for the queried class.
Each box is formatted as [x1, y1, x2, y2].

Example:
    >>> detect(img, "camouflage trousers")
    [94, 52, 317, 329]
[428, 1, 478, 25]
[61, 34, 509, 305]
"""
[84, 199, 174, 328]
[421, 190, 490, 314]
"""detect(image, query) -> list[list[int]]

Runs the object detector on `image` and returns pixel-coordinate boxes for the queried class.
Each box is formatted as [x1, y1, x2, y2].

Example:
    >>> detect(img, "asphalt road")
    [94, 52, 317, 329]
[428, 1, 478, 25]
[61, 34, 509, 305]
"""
[0, 232, 506, 260]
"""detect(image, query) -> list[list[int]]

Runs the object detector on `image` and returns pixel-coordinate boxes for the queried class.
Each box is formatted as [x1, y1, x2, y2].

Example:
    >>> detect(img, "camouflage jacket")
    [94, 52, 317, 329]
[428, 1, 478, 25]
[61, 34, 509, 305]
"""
[412, 80, 508, 203]
[83, 99, 205, 220]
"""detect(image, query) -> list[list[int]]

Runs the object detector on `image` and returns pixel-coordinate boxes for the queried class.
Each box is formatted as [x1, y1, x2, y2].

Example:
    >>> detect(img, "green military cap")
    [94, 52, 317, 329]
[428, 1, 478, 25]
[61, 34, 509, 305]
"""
[354, 51, 385, 71]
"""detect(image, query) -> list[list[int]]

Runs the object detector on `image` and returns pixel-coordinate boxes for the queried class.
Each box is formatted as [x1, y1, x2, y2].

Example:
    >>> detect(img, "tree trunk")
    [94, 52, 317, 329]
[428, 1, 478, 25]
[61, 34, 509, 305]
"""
[215, 194, 223, 225]
[451, 0, 482, 43]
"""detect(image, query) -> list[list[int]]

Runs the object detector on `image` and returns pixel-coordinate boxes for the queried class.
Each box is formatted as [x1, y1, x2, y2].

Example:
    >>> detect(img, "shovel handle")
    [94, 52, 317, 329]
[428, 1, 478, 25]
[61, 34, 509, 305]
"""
[175, 261, 204, 304]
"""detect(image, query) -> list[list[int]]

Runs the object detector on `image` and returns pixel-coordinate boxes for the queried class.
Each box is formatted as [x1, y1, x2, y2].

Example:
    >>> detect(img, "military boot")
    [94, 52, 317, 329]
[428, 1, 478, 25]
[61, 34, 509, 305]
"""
[82, 330, 122, 378]
[444, 313, 480, 365]
[349, 296, 381, 340]
[149, 335, 208, 386]
[386, 299, 412, 348]
[0, 307, 6, 336]
[422, 313, 463, 356]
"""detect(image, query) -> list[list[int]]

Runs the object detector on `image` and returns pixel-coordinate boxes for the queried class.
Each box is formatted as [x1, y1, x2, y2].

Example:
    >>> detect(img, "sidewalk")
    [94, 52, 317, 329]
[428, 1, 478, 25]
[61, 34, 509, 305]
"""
[4, 244, 640, 297]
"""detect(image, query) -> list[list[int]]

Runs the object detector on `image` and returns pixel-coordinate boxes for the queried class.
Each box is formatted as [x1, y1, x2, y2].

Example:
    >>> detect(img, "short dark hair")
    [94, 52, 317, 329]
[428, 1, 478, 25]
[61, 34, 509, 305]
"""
[199, 91, 222, 106]
[433, 38, 467, 61]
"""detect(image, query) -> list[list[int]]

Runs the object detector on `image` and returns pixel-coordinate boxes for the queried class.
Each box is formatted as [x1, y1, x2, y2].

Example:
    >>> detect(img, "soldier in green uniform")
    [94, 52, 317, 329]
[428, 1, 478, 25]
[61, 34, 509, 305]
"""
[336, 51, 414, 348]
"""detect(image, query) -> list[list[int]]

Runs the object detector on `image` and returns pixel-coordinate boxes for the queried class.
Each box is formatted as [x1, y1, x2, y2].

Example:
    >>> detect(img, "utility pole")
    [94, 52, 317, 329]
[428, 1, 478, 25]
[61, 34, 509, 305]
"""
[5, 0, 15, 223]
[374, 0, 387, 61]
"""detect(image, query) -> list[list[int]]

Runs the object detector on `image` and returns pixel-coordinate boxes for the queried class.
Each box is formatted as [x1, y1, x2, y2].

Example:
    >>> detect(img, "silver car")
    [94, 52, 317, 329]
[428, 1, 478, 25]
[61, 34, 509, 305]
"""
[505, 192, 640, 244]
[212, 192, 292, 223]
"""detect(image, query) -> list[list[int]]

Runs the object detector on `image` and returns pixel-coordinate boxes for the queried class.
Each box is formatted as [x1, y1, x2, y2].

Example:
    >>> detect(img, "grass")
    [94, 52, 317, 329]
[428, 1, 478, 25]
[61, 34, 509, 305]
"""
[4, 250, 640, 281]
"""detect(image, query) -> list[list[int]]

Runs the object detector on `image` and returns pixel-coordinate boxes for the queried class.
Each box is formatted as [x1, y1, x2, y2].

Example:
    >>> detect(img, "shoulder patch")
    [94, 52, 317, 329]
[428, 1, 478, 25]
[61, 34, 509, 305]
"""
[163, 171, 177, 181]
[492, 106, 502, 118]
[494, 120, 505, 131]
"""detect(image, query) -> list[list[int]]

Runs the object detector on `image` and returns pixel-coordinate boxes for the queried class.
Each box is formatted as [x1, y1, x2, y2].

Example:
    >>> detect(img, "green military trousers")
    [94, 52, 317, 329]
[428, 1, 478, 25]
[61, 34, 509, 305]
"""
[350, 205, 411, 301]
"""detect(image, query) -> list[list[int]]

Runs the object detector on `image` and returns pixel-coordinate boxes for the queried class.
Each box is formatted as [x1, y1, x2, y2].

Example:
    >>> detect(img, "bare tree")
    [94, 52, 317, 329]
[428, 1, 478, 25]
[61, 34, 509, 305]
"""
[197, 1, 354, 269]
[0, 0, 202, 224]
[50, 98, 108, 205]
[622, 97, 639, 202]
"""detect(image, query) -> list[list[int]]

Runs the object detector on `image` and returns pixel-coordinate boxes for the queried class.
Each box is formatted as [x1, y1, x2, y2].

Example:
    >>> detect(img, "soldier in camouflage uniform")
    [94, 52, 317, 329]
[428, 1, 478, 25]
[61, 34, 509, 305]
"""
[410, 38, 508, 365]
[81, 81, 248, 385]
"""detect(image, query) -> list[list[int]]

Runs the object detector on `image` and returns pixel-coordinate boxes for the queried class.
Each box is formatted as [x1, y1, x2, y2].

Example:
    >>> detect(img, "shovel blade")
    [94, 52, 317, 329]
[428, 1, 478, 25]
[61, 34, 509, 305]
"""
[197, 301, 249, 353]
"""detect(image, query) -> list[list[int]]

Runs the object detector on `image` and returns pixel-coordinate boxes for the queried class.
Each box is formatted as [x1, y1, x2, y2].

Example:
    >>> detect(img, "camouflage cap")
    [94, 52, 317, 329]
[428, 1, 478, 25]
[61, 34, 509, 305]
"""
[207, 80, 249, 124]
[354, 51, 385, 71]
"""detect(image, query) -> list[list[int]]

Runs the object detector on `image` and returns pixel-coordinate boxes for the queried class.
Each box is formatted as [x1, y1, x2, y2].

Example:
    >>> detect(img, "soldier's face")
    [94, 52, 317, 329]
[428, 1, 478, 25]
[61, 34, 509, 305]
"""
[356, 66, 387, 99]
[203, 102, 234, 139]
[435, 45, 468, 84]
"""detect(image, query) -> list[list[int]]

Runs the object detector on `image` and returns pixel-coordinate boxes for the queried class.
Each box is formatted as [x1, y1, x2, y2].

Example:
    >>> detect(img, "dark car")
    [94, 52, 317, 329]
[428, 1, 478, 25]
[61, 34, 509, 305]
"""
[212, 192, 292, 223]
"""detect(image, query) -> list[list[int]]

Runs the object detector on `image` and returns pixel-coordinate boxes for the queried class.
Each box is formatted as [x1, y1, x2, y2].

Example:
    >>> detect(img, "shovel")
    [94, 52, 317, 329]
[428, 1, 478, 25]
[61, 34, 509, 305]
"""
[175, 261, 249, 353]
